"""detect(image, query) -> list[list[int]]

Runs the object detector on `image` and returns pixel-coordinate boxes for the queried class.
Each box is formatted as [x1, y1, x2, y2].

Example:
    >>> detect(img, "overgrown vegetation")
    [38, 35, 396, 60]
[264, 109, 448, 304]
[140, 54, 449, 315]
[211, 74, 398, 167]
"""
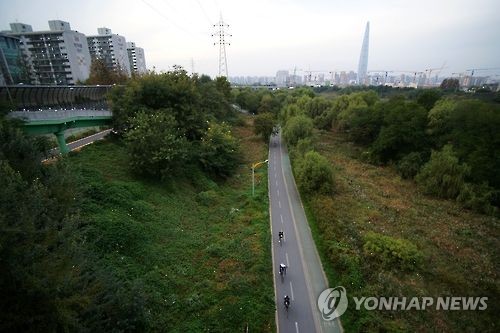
[1, 73, 274, 331]
[277, 86, 499, 331]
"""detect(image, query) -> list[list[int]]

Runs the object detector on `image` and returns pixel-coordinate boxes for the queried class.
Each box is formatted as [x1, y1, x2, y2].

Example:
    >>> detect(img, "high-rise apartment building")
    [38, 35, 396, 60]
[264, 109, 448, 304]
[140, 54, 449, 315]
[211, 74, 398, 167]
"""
[357, 21, 370, 85]
[276, 70, 289, 87]
[5, 20, 92, 85]
[126, 42, 147, 75]
[87, 28, 131, 76]
[0, 33, 23, 85]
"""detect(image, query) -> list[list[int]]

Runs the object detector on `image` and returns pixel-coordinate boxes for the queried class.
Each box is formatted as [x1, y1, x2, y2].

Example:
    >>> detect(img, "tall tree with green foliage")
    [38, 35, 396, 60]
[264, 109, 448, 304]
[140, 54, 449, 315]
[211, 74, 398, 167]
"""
[283, 115, 313, 146]
[86, 57, 128, 85]
[253, 112, 276, 142]
[416, 89, 442, 111]
[370, 98, 429, 163]
[440, 78, 460, 91]
[199, 122, 240, 177]
[125, 111, 190, 179]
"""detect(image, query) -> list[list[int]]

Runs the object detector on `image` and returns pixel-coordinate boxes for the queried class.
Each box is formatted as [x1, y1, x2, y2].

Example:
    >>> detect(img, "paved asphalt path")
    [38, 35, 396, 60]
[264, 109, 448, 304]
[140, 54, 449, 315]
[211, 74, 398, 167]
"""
[269, 132, 343, 333]
[45, 129, 112, 159]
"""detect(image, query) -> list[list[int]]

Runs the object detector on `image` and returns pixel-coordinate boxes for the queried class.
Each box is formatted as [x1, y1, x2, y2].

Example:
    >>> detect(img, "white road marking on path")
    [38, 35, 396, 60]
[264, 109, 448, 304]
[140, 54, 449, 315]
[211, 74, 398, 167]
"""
[278, 200, 281, 208]
[290, 281, 295, 301]
[280, 214, 284, 224]
[277, 189, 280, 197]
[286, 253, 290, 267]
[295, 322, 299, 333]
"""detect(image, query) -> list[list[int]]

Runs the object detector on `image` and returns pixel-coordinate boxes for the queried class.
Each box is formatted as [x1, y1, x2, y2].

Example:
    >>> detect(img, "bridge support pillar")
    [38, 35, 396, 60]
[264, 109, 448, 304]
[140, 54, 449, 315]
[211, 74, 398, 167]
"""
[55, 131, 69, 154]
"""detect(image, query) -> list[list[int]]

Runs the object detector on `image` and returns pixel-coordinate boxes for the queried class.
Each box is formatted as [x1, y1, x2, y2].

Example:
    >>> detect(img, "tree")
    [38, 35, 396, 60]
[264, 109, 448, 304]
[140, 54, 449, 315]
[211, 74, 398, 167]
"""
[370, 98, 429, 163]
[109, 69, 209, 140]
[416, 89, 442, 111]
[429, 99, 500, 189]
[125, 111, 190, 179]
[199, 122, 240, 177]
[253, 112, 275, 142]
[415, 144, 469, 199]
[86, 57, 127, 85]
[283, 115, 313, 146]
[214, 76, 231, 100]
[295, 151, 334, 195]
[440, 78, 460, 91]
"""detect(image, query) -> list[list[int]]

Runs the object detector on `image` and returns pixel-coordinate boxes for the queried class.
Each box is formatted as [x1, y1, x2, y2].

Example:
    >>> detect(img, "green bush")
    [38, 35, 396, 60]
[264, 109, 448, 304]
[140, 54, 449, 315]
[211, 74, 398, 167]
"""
[196, 190, 218, 206]
[199, 122, 240, 178]
[397, 152, 425, 179]
[295, 151, 334, 195]
[457, 183, 498, 216]
[125, 111, 190, 180]
[283, 115, 313, 146]
[416, 144, 469, 199]
[370, 99, 429, 163]
[363, 232, 423, 270]
[290, 137, 314, 161]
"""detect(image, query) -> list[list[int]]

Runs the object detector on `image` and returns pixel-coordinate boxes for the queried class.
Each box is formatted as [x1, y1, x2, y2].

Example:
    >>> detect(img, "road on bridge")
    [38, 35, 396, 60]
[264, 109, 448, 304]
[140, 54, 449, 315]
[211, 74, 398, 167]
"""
[269, 132, 343, 333]
[45, 129, 111, 159]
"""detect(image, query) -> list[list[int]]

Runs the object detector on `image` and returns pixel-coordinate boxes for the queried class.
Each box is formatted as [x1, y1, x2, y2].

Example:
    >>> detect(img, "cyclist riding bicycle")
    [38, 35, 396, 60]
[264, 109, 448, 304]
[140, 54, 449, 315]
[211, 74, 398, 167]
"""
[284, 295, 291, 309]
[278, 231, 284, 241]
[279, 263, 287, 275]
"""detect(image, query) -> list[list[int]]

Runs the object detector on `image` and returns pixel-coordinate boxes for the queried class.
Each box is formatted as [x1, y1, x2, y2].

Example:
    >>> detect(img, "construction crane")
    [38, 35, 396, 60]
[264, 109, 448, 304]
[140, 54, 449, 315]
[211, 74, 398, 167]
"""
[290, 67, 303, 86]
[465, 67, 500, 77]
[424, 63, 447, 86]
[328, 70, 341, 86]
[394, 70, 424, 87]
[367, 70, 394, 85]
[464, 68, 500, 87]
[304, 69, 329, 83]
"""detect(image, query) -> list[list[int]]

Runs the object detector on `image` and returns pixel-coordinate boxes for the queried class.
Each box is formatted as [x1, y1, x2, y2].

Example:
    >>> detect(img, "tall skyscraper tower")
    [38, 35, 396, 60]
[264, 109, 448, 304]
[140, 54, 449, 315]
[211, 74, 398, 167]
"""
[357, 21, 370, 85]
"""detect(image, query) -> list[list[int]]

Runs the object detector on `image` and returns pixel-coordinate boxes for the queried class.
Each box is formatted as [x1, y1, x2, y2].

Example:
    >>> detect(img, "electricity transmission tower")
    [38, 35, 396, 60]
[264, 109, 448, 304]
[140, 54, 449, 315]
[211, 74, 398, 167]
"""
[212, 14, 231, 77]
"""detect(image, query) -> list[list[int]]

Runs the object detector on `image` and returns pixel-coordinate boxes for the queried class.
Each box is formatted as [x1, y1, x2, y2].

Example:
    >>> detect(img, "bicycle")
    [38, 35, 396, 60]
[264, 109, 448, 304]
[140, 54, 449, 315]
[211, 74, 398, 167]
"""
[279, 263, 287, 282]
[284, 295, 290, 317]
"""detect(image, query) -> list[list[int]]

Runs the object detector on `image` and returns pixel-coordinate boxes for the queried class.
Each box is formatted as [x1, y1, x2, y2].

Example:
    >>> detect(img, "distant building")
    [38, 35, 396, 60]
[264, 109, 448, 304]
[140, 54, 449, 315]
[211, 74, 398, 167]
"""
[87, 27, 131, 76]
[0, 33, 23, 85]
[126, 42, 147, 75]
[275, 70, 289, 87]
[5, 20, 92, 85]
[357, 21, 370, 85]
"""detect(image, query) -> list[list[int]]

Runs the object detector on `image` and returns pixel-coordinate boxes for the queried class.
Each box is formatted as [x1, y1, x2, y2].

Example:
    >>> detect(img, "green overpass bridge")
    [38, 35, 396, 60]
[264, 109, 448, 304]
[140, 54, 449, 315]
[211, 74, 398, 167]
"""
[1, 85, 114, 154]
[9, 109, 112, 154]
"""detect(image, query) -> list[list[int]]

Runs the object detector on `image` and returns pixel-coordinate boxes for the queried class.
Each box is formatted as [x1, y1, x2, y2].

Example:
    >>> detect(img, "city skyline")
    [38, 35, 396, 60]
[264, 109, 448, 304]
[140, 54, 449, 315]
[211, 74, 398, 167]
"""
[1, 0, 499, 78]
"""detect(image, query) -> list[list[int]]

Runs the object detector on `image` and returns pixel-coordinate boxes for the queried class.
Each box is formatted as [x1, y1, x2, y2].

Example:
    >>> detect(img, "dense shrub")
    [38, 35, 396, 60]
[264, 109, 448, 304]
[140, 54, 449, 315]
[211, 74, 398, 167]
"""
[294, 151, 334, 195]
[416, 145, 469, 199]
[416, 89, 442, 110]
[457, 183, 498, 216]
[397, 152, 425, 179]
[199, 122, 240, 177]
[370, 99, 429, 163]
[125, 111, 190, 179]
[290, 137, 314, 160]
[196, 190, 219, 206]
[283, 115, 313, 146]
[363, 232, 423, 270]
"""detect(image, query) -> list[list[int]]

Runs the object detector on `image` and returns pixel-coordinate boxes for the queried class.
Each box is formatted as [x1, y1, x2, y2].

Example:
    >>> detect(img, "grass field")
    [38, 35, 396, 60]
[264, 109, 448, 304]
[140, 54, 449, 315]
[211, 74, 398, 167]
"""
[66, 117, 275, 332]
[302, 130, 499, 332]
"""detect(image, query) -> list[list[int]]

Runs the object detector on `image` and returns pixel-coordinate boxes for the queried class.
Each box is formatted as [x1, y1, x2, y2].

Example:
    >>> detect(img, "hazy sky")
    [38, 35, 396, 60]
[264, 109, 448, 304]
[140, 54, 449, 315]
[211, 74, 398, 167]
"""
[1, 0, 499, 78]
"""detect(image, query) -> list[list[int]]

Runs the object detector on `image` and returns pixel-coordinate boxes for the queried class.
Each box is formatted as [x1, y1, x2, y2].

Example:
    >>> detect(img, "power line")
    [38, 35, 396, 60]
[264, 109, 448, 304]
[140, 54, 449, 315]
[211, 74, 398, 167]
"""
[140, 0, 202, 40]
[195, 0, 214, 25]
